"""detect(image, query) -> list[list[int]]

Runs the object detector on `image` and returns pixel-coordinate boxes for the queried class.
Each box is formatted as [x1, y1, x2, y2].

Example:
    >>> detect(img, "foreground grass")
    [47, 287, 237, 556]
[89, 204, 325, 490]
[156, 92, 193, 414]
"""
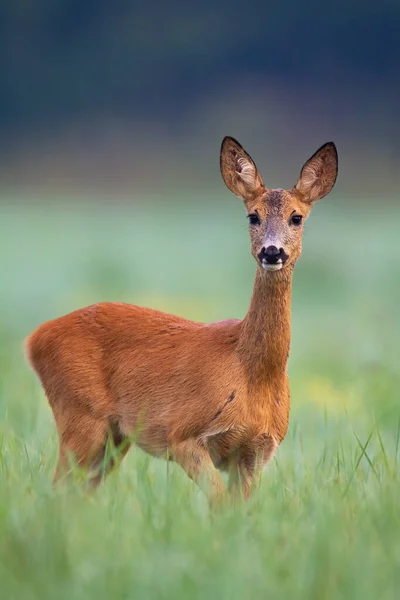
[0, 195, 399, 599]
[1, 393, 399, 600]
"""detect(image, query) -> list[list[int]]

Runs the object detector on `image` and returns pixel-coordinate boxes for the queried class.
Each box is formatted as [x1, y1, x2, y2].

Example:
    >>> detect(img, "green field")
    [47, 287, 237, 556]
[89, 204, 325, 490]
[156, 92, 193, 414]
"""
[1, 194, 399, 599]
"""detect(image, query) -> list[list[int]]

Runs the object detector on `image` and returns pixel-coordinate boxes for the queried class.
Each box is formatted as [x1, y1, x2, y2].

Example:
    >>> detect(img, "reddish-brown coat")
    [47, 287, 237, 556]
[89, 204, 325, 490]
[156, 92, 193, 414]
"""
[26, 137, 338, 504]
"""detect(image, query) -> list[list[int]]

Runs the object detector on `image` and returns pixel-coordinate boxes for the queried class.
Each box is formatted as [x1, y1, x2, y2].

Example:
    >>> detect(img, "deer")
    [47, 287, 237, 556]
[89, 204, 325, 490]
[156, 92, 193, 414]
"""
[25, 137, 338, 505]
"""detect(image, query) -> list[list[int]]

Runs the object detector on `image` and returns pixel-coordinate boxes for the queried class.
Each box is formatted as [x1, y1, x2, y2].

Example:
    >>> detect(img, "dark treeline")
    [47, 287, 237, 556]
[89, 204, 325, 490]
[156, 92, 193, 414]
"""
[0, 0, 399, 132]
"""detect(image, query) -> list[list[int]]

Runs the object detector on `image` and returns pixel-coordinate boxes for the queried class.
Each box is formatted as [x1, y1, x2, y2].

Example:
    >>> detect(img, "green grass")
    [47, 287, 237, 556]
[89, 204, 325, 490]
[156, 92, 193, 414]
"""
[0, 194, 399, 599]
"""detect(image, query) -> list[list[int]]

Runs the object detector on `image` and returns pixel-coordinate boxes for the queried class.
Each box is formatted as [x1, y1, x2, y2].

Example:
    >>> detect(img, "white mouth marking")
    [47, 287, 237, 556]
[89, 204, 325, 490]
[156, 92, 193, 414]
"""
[261, 259, 283, 271]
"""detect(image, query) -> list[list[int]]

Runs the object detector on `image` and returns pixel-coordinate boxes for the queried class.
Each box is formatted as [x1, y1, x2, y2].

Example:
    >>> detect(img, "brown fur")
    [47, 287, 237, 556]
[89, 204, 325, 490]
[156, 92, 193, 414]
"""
[25, 137, 338, 505]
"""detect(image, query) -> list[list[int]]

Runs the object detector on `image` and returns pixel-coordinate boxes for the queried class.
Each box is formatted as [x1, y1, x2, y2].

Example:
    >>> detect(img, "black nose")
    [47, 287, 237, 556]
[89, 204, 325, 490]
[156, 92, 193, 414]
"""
[258, 245, 282, 264]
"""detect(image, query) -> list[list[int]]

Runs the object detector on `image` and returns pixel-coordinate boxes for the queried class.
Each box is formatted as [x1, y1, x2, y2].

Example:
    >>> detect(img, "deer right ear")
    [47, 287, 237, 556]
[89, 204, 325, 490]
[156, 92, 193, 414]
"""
[220, 137, 265, 202]
[295, 142, 338, 203]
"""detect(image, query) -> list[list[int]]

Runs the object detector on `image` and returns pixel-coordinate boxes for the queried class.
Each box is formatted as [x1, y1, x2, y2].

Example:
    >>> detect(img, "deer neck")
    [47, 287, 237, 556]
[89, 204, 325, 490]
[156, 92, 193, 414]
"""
[238, 267, 292, 385]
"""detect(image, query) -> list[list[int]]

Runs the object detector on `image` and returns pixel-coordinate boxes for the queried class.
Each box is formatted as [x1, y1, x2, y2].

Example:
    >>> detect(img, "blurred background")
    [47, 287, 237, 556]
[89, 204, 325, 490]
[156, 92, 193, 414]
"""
[1, 1, 399, 443]
[0, 0, 399, 196]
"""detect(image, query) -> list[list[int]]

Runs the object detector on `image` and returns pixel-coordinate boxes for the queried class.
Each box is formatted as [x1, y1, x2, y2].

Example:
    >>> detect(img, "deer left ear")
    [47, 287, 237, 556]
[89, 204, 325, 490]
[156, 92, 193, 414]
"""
[295, 142, 338, 203]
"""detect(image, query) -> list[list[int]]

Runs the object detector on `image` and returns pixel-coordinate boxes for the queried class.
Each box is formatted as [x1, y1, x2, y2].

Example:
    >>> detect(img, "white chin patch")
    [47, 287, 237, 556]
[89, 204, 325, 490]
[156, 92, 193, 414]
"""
[261, 259, 283, 271]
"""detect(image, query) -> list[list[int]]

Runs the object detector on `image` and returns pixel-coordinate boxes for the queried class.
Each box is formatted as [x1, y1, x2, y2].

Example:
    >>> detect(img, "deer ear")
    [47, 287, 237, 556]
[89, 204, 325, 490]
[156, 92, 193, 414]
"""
[295, 142, 338, 203]
[220, 137, 265, 202]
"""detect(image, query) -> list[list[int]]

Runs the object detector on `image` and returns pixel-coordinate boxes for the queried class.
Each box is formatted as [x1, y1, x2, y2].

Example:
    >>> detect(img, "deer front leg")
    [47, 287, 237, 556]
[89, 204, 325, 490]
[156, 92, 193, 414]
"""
[228, 434, 277, 501]
[172, 438, 227, 507]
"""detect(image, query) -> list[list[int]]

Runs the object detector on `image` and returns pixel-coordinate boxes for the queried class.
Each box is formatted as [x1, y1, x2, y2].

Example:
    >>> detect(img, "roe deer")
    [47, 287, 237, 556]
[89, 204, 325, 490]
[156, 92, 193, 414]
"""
[25, 137, 338, 504]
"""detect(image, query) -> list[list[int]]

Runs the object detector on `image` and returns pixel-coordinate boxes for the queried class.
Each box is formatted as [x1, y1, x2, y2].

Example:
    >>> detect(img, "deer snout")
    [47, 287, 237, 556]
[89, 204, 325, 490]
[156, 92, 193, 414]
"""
[258, 245, 287, 264]
[258, 246, 289, 271]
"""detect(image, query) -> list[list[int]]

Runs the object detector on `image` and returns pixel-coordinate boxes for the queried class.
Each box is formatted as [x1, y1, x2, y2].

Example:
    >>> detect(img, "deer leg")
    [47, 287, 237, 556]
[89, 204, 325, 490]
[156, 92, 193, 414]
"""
[89, 428, 131, 487]
[53, 411, 130, 486]
[228, 449, 258, 501]
[228, 434, 277, 501]
[54, 421, 107, 486]
[172, 438, 227, 506]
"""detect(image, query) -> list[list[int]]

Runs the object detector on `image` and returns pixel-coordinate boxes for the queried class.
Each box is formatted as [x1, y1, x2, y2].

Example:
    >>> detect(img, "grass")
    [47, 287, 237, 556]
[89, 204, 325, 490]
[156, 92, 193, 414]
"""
[0, 193, 399, 599]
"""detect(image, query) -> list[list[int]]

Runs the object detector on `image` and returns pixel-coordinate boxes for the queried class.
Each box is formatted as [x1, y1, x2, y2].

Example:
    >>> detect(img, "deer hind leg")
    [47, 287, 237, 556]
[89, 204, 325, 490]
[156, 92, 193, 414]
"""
[53, 414, 107, 485]
[53, 408, 130, 487]
[228, 434, 277, 501]
[172, 438, 226, 507]
[83, 418, 132, 487]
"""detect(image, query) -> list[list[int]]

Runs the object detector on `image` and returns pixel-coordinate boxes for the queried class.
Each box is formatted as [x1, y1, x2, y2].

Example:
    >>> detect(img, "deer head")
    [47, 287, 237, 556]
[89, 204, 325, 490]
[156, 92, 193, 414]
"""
[220, 137, 338, 272]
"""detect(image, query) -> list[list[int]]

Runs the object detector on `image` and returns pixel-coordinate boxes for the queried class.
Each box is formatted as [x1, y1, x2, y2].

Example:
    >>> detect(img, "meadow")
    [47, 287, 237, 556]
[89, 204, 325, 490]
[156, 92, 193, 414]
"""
[0, 193, 399, 599]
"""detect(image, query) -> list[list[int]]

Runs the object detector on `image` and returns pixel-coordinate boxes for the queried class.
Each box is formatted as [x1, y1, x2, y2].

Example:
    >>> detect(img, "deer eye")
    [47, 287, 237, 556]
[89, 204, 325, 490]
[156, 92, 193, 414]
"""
[248, 214, 260, 226]
[290, 214, 303, 226]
